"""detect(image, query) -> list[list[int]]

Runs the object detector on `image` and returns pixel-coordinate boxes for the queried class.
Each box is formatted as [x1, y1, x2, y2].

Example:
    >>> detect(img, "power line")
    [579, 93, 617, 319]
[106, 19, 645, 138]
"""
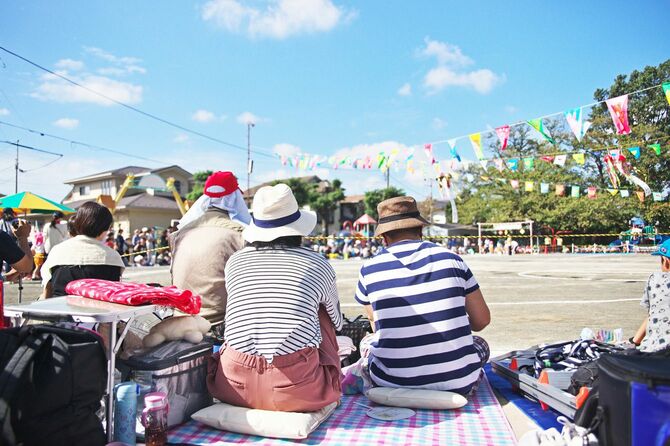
[0, 45, 275, 159]
[0, 120, 167, 164]
[1, 140, 63, 157]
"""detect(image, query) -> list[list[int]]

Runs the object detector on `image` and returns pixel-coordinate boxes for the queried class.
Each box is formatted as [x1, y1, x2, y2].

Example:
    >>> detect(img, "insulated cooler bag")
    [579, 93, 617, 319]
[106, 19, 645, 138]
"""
[0, 325, 107, 446]
[118, 339, 213, 429]
[597, 353, 670, 446]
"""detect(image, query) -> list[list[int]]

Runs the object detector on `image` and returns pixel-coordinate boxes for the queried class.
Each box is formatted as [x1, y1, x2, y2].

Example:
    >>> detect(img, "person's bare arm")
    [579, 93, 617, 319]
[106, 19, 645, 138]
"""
[11, 221, 34, 273]
[465, 288, 490, 332]
[41, 281, 53, 299]
[363, 304, 375, 332]
[632, 317, 647, 345]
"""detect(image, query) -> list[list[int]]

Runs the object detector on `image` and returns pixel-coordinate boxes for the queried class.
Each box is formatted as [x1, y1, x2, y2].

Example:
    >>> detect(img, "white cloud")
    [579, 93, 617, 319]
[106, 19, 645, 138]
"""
[55, 58, 84, 71]
[52, 118, 80, 129]
[419, 37, 503, 95]
[424, 66, 502, 94]
[419, 38, 472, 67]
[273, 143, 302, 157]
[32, 73, 143, 106]
[432, 117, 447, 130]
[397, 83, 412, 96]
[0, 108, 9, 116]
[173, 133, 190, 143]
[192, 109, 217, 123]
[201, 0, 352, 39]
[84, 47, 146, 76]
[236, 111, 263, 125]
[505, 105, 518, 114]
[84, 47, 142, 67]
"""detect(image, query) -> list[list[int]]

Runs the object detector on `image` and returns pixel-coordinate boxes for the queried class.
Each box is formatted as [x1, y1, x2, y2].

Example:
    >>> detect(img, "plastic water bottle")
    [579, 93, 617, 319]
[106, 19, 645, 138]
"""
[142, 392, 169, 446]
[131, 370, 155, 438]
[114, 382, 139, 445]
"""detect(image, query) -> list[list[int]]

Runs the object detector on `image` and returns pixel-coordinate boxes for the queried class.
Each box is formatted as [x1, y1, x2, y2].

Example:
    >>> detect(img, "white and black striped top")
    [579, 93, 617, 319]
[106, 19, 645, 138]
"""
[224, 246, 343, 362]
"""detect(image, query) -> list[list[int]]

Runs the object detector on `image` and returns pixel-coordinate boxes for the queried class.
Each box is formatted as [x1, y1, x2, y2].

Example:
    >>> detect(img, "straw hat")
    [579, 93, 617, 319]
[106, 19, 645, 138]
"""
[374, 196, 429, 237]
[243, 183, 317, 243]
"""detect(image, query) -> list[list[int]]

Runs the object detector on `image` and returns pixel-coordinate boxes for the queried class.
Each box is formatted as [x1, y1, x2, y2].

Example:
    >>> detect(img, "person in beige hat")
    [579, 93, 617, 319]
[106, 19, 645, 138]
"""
[354, 196, 491, 396]
[207, 183, 344, 412]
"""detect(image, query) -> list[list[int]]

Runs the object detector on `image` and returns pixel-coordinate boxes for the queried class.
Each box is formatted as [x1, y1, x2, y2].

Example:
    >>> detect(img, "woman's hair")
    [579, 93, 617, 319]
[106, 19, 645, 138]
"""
[67, 216, 77, 237]
[249, 235, 302, 249]
[72, 202, 113, 238]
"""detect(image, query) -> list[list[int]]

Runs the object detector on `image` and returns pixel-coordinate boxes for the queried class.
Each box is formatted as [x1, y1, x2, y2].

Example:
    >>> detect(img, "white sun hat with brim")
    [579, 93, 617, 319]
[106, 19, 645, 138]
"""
[243, 183, 317, 243]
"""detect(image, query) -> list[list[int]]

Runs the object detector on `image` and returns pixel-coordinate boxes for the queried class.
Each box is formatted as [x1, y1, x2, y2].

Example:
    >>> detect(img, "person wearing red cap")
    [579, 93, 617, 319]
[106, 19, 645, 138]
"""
[169, 171, 251, 326]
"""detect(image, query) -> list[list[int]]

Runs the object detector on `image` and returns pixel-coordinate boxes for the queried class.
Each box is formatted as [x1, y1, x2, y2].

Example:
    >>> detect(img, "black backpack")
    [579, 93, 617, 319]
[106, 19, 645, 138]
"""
[0, 325, 108, 446]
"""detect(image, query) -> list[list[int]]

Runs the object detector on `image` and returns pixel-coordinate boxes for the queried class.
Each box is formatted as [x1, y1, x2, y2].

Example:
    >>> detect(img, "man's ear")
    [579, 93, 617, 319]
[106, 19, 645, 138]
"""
[664, 257, 670, 269]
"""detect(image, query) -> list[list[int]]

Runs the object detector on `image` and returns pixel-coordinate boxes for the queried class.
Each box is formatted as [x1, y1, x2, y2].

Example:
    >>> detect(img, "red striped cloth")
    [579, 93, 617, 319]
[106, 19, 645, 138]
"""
[65, 279, 201, 314]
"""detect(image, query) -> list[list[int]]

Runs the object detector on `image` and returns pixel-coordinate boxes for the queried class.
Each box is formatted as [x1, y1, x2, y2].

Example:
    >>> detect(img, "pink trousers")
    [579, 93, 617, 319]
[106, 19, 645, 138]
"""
[206, 307, 342, 412]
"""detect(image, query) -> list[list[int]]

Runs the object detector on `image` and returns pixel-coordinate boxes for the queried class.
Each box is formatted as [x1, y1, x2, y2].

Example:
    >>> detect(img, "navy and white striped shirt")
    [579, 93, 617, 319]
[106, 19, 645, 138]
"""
[355, 240, 481, 394]
[224, 246, 343, 362]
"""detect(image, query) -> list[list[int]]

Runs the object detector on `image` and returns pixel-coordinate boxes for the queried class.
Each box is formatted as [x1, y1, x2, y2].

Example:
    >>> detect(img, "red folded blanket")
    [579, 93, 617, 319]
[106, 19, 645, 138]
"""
[65, 279, 201, 314]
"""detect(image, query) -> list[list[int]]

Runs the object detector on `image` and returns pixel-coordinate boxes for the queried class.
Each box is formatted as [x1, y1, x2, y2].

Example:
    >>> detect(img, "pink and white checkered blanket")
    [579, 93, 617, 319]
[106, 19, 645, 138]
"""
[65, 279, 201, 314]
[167, 377, 516, 445]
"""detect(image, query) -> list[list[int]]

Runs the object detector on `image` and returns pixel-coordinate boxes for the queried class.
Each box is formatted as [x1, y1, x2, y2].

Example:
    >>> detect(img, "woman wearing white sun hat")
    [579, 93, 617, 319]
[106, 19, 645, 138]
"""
[207, 183, 344, 412]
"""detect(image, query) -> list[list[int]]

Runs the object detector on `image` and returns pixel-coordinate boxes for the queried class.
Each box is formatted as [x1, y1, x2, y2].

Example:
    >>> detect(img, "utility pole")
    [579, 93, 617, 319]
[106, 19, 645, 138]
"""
[246, 122, 255, 193]
[14, 140, 19, 193]
[385, 168, 390, 189]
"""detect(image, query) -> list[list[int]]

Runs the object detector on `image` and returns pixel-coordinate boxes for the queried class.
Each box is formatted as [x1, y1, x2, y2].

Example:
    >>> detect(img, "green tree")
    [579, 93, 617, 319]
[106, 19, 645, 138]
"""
[186, 170, 213, 202]
[364, 186, 405, 219]
[458, 59, 670, 235]
[270, 177, 312, 206]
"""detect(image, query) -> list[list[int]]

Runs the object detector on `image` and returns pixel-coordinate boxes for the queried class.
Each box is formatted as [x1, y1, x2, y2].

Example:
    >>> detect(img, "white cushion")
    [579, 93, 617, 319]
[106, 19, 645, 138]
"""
[366, 387, 468, 410]
[191, 401, 337, 439]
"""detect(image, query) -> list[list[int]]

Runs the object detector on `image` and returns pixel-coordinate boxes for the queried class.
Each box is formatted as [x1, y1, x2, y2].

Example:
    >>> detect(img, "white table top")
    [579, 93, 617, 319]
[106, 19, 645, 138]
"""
[4, 296, 162, 323]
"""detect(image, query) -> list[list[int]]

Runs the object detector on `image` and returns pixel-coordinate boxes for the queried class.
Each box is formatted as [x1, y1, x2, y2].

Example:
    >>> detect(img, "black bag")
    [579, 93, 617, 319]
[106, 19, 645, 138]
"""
[336, 315, 372, 365]
[0, 325, 108, 446]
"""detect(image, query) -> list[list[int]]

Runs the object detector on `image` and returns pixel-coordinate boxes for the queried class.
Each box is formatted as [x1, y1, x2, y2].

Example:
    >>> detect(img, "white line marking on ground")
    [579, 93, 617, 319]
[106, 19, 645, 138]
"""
[341, 298, 639, 308]
[518, 271, 646, 282]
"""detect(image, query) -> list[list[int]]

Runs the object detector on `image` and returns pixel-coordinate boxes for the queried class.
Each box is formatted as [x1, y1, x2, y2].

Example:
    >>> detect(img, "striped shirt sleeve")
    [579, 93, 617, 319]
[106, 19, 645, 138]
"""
[354, 268, 370, 305]
[462, 262, 480, 295]
[321, 275, 343, 330]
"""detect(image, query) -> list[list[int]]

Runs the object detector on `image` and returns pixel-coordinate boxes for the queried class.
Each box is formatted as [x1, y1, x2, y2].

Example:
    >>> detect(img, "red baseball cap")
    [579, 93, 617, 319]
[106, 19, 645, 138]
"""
[204, 171, 239, 198]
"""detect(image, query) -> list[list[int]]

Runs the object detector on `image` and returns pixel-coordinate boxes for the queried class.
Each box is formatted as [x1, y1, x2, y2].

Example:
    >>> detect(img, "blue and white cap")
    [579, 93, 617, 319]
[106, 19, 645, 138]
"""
[651, 239, 670, 258]
[243, 183, 317, 243]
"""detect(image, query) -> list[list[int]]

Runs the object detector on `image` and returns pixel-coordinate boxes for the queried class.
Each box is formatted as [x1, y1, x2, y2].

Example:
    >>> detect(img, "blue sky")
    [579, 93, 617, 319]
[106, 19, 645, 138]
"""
[1, 0, 669, 200]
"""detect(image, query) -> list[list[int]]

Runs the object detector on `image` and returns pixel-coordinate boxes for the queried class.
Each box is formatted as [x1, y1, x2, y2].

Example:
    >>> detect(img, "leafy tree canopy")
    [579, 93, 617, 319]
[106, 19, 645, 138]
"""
[364, 186, 405, 219]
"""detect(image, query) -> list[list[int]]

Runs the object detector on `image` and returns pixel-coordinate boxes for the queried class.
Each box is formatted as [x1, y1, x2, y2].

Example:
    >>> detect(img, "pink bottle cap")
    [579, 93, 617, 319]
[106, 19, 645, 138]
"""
[144, 391, 168, 410]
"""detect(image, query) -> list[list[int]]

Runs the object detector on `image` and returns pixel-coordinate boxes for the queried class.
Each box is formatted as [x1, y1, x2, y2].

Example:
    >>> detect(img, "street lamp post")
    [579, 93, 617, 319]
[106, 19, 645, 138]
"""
[247, 122, 255, 193]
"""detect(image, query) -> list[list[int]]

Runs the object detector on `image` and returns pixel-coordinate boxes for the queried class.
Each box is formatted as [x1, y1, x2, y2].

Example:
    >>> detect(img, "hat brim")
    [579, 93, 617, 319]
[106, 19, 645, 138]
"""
[374, 215, 430, 237]
[243, 210, 317, 243]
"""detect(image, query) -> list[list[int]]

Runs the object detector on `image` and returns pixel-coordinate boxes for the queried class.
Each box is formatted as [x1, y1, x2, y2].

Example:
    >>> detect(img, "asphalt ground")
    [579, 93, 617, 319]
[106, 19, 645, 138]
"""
[3, 253, 654, 355]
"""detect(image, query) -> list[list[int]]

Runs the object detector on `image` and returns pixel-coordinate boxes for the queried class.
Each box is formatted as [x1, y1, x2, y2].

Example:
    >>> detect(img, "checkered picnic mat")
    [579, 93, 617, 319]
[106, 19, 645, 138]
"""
[168, 377, 516, 445]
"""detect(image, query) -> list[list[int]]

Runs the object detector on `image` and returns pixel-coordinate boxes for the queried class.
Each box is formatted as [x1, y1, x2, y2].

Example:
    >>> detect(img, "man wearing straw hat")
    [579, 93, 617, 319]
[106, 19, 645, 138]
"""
[355, 196, 491, 396]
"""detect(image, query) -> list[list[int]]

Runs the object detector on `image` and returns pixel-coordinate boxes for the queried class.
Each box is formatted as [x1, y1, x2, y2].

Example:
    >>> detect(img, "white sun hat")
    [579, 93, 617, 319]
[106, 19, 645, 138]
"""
[243, 183, 317, 243]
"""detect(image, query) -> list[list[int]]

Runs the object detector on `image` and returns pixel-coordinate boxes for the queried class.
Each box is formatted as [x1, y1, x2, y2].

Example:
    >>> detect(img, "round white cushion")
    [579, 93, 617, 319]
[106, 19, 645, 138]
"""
[365, 387, 468, 410]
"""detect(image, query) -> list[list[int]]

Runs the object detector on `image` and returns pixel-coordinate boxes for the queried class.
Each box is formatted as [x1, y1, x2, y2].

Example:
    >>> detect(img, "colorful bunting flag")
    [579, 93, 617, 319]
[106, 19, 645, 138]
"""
[564, 107, 592, 142]
[424, 144, 436, 164]
[510, 179, 519, 189]
[605, 95, 631, 135]
[572, 153, 585, 165]
[648, 143, 662, 156]
[494, 158, 505, 172]
[636, 191, 645, 202]
[496, 125, 510, 151]
[571, 186, 580, 198]
[541, 155, 555, 163]
[469, 133, 485, 160]
[627, 147, 641, 159]
[524, 181, 534, 192]
[620, 189, 630, 198]
[523, 157, 535, 170]
[540, 183, 549, 194]
[479, 160, 489, 170]
[663, 82, 670, 106]
[554, 154, 567, 167]
[507, 158, 519, 171]
[527, 118, 555, 144]
[447, 139, 461, 161]
[607, 189, 618, 196]
[587, 186, 597, 199]
[556, 184, 565, 196]
[653, 192, 663, 202]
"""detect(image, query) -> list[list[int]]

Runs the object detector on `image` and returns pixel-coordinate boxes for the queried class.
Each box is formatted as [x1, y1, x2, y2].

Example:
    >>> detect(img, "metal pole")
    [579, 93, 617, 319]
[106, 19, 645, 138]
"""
[15, 140, 19, 193]
[247, 123, 254, 193]
[385, 169, 389, 189]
